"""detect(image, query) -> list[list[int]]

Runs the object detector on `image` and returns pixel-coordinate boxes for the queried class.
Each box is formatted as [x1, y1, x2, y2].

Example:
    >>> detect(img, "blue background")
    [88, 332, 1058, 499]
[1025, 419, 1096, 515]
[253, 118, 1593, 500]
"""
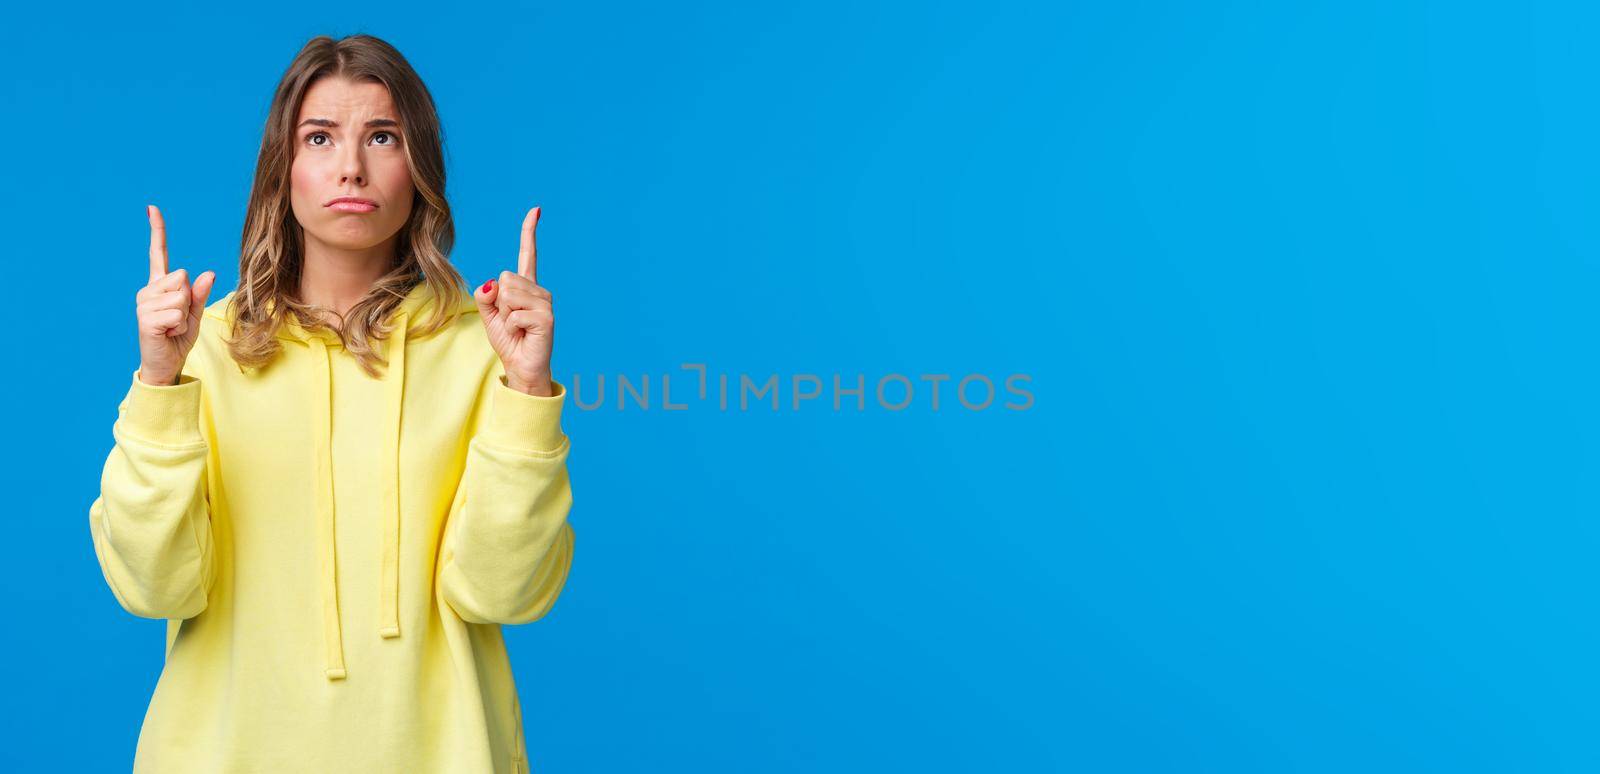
[1, 1, 1591, 771]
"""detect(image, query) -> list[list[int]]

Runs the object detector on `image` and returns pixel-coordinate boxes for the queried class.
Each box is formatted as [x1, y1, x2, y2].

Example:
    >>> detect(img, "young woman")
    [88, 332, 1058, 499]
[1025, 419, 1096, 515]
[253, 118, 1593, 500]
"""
[87, 34, 574, 773]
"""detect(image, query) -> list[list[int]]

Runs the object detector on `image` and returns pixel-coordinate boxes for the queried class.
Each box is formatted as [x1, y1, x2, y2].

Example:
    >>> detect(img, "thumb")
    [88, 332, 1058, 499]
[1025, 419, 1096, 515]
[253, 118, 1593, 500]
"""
[473, 278, 500, 323]
[190, 271, 216, 315]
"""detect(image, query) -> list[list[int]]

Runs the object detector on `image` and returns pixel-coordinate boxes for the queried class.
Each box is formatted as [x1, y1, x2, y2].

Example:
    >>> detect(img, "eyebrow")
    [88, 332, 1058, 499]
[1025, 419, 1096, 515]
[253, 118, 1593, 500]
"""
[297, 118, 400, 130]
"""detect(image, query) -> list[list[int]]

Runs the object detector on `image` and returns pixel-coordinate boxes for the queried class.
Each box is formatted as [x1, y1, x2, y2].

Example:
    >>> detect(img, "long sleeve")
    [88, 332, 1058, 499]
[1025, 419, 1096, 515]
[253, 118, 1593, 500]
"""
[438, 376, 575, 625]
[88, 368, 218, 620]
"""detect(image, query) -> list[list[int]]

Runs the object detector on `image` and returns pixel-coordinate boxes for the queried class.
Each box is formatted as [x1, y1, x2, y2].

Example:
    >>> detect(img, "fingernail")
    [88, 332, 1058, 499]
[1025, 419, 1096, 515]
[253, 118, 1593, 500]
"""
[482, 279, 495, 292]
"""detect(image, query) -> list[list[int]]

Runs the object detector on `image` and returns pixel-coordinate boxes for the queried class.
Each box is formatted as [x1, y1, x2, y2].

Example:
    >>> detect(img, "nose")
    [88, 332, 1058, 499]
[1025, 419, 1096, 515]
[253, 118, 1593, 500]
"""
[337, 144, 365, 186]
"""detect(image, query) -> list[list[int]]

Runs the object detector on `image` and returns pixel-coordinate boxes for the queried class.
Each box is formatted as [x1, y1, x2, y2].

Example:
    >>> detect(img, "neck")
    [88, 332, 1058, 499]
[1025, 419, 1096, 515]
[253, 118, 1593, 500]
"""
[298, 230, 398, 322]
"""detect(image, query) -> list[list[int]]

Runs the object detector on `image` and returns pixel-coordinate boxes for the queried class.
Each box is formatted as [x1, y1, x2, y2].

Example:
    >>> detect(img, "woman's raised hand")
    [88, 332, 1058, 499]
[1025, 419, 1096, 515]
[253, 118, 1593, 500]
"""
[136, 205, 216, 386]
[474, 206, 554, 397]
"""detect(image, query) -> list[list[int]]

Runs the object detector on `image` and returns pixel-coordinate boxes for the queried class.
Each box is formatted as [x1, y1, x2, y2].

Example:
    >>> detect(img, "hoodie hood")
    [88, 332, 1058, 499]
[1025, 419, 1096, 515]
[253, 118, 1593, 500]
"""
[204, 282, 478, 680]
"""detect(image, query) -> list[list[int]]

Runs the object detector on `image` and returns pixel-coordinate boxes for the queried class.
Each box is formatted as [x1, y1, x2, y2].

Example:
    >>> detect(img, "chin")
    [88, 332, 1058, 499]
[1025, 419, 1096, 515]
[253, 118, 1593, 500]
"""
[314, 224, 401, 250]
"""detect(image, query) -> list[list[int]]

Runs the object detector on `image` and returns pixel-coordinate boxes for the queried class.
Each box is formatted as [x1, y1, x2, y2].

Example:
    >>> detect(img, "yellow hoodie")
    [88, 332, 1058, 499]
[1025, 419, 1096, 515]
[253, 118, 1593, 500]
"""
[88, 281, 575, 773]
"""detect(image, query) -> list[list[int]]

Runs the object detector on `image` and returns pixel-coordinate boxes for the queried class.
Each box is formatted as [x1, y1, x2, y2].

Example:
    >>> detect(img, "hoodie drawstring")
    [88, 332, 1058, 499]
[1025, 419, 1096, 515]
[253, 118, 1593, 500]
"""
[379, 315, 407, 639]
[308, 314, 409, 681]
[309, 336, 346, 680]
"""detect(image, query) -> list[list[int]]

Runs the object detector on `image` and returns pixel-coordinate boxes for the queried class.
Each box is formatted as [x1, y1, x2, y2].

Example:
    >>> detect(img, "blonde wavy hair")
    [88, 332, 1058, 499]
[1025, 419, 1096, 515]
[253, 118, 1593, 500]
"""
[226, 33, 466, 377]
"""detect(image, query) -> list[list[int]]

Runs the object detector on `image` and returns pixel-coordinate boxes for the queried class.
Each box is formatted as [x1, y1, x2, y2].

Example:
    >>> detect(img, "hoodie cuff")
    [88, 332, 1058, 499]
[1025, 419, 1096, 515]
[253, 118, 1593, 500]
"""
[122, 368, 205, 447]
[480, 377, 569, 454]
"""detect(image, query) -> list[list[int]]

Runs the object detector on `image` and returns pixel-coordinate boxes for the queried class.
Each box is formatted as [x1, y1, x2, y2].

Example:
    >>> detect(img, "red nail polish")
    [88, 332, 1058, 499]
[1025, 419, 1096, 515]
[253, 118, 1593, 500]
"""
[482, 279, 494, 292]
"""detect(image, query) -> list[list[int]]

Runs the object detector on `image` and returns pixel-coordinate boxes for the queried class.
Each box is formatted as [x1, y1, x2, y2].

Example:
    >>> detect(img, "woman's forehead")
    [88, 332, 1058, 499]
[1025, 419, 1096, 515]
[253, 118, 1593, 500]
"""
[298, 77, 396, 120]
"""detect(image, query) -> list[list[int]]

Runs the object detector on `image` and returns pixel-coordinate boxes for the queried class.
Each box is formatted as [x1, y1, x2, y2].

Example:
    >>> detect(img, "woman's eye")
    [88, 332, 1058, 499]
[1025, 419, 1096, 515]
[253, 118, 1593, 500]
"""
[303, 131, 397, 147]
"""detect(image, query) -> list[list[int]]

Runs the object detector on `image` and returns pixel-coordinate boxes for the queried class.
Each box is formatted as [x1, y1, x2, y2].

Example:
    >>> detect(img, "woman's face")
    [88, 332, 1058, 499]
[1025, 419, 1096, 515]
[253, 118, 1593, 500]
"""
[289, 76, 414, 253]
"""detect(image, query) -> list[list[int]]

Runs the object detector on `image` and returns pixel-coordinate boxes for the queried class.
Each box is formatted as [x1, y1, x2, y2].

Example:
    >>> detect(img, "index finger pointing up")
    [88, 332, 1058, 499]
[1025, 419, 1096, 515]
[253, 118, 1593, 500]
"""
[517, 206, 540, 282]
[148, 204, 169, 283]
